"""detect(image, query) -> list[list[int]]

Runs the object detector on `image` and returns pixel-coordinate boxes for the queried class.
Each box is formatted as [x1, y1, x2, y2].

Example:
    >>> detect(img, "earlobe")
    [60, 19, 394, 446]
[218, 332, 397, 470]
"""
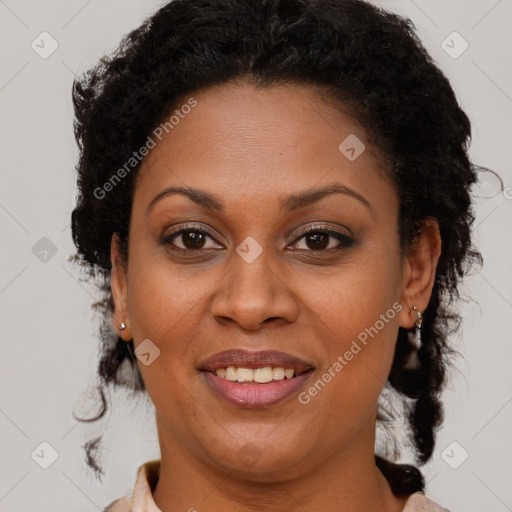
[398, 218, 442, 329]
[110, 233, 131, 340]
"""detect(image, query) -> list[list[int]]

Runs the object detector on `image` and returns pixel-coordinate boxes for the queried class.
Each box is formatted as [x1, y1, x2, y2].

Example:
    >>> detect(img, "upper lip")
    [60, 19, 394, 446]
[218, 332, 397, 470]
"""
[199, 350, 314, 375]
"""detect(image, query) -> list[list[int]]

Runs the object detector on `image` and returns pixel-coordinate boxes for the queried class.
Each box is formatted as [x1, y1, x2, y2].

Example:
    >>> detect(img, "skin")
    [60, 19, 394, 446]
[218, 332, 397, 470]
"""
[110, 81, 441, 512]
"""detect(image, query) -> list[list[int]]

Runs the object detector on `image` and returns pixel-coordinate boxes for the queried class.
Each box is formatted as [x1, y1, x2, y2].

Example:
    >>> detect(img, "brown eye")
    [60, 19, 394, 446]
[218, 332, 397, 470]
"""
[161, 228, 223, 252]
[290, 228, 355, 252]
[303, 232, 330, 250]
[177, 231, 207, 250]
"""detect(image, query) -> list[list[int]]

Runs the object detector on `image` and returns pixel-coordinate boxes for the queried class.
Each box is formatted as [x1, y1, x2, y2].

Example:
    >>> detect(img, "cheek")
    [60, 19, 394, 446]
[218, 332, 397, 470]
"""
[124, 247, 231, 399]
[303, 242, 401, 343]
[124, 255, 210, 412]
[126, 249, 210, 346]
[298, 243, 402, 407]
[299, 301, 400, 443]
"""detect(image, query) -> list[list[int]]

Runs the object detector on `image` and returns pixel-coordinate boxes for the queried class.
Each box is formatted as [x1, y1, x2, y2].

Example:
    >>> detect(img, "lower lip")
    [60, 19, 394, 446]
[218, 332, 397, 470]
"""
[201, 370, 314, 408]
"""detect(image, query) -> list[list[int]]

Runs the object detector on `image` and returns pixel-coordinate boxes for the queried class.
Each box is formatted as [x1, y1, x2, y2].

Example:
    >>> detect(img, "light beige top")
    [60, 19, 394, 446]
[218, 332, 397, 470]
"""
[104, 459, 451, 512]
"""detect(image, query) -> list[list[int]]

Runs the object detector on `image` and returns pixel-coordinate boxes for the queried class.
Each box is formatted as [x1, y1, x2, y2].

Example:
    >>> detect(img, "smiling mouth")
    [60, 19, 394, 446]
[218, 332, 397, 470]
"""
[198, 349, 315, 407]
[201, 367, 314, 408]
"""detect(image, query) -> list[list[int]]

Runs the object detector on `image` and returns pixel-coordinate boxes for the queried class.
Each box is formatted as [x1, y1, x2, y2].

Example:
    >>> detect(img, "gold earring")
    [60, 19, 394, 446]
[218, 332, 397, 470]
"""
[408, 306, 422, 350]
[404, 306, 423, 370]
[412, 306, 422, 329]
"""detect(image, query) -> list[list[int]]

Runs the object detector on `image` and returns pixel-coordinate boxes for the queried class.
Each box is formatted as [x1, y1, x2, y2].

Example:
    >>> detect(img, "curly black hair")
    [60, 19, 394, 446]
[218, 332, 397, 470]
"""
[70, 0, 489, 495]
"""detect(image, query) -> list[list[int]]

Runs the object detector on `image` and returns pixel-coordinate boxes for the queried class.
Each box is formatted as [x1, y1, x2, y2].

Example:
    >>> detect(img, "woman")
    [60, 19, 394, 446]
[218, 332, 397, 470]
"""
[70, 0, 484, 510]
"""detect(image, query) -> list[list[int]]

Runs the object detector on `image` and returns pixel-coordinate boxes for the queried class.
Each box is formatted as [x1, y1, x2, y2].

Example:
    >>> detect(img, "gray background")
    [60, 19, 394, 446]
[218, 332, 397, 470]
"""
[1, 1, 511, 510]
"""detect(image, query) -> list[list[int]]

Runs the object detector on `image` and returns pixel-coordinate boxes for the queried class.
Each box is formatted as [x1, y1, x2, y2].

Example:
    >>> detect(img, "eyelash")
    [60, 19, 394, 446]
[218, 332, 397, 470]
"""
[160, 223, 355, 254]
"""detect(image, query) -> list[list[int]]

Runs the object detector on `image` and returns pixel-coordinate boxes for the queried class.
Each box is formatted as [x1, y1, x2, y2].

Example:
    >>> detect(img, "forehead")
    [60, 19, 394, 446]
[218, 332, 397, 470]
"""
[133, 81, 394, 214]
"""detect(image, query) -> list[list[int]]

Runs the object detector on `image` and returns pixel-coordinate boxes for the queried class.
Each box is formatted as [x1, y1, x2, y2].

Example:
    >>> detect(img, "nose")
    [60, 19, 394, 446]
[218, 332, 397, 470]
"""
[210, 244, 299, 331]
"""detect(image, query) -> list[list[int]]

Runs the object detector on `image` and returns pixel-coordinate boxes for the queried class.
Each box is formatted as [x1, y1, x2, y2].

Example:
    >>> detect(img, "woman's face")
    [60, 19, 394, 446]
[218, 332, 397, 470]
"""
[111, 81, 438, 479]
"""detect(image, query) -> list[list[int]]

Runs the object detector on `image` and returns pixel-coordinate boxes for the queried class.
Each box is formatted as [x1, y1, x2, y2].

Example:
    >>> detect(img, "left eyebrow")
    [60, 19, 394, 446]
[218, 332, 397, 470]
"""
[279, 182, 372, 214]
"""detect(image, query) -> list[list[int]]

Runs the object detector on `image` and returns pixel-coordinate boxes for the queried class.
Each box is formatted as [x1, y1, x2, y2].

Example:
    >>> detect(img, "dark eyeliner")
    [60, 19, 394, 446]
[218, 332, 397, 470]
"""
[290, 224, 356, 252]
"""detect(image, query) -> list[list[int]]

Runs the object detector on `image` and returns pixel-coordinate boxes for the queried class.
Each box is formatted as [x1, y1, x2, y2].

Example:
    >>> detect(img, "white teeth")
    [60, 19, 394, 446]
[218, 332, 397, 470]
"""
[272, 367, 285, 380]
[254, 367, 273, 383]
[236, 367, 253, 382]
[225, 367, 237, 381]
[215, 366, 297, 382]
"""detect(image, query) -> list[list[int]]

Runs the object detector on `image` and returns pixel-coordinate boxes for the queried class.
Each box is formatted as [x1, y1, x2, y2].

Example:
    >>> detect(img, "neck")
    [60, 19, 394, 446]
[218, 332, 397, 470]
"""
[152, 416, 410, 512]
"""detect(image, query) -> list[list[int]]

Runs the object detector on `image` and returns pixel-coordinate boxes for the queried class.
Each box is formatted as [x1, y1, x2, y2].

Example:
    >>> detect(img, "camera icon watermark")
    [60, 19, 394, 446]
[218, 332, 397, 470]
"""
[236, 236, 263, 263]
[135, 338, 161, 366]
[441, 441, 469, 469]
[441, 31, 469, 59]
[31, 31, 59, 59]
[237, 442, 262, 467]
[338, 134, 366, 161]
[32, 237, 58, 263]
[31, 441, 59, 469]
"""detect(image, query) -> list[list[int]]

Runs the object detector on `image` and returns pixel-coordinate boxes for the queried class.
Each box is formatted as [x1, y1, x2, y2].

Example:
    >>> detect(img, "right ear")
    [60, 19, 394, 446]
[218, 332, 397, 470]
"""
[110, 233, 131, 341]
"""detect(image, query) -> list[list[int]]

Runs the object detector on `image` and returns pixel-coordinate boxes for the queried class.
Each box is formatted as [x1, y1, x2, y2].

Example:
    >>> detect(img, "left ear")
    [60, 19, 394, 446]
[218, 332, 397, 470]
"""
[398, 218, 442, 329]
[111, 233, 132, 341]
